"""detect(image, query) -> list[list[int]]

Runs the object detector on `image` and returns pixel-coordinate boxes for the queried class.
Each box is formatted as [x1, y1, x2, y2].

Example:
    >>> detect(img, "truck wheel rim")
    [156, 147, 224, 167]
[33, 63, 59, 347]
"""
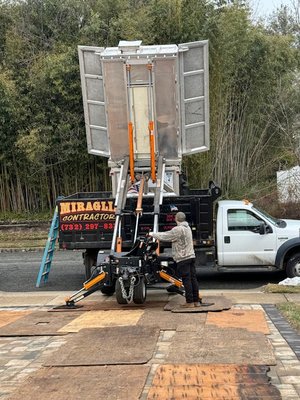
[294, 262, 300, 275]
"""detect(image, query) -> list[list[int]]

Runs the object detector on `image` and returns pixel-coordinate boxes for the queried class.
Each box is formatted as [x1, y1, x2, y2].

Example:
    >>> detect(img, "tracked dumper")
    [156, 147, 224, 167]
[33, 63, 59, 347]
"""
[61, 40, 220, 305]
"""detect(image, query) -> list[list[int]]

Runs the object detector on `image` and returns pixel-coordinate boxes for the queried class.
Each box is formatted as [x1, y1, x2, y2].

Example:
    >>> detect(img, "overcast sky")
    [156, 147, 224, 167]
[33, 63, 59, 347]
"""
[251, 0, 294, 17]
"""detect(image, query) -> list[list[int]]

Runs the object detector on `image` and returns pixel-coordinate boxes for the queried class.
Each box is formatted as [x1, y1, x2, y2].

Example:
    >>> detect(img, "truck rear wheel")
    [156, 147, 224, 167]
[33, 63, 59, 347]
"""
[133, 277, 147, 304]
[84, 254, 93, 280]
[286, 253, 300, 278]
[115, 279, 128, 304]
[83, 251, 97, 280]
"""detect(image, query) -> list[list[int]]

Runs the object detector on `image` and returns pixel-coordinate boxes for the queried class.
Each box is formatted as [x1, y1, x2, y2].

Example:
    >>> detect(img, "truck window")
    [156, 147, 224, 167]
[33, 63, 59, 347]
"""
[227, 209, 262, 232]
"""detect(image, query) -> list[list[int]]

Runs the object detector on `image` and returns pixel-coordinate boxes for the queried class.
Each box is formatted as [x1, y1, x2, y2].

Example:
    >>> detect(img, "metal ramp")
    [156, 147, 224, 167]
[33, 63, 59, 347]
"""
[35, 206, 59, 287]
[110, 157, 130, 254]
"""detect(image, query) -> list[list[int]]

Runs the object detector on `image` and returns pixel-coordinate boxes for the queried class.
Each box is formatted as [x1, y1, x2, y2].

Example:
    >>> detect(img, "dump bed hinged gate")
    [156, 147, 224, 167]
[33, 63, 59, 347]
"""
[178, 41, 209, 154]
[78, 40, 210, 163]
[78, 46, 108, 157]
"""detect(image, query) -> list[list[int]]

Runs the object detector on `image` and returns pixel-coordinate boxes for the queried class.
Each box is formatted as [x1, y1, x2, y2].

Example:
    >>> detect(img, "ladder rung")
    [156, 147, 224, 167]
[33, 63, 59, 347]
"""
[36, 204, 60, 287]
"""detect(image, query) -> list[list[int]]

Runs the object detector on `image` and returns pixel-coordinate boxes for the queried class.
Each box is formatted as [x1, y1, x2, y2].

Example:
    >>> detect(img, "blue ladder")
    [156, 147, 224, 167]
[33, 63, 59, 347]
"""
[36, 206, 59, 287]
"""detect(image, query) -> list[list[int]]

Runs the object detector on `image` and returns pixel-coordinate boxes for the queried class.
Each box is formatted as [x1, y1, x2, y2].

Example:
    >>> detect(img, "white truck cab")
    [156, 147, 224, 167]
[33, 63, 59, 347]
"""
[216, 200, 300, 277]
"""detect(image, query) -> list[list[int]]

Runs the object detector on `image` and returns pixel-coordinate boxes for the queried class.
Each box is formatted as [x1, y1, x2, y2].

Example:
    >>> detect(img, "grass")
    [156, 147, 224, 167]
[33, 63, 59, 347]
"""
[0, 230, 49, 249]
[265, 284, 300, 334]
[263, 283, 300, 294]
[277, 303, 300, 333]
[0, 211, 51, 249]
[0, 211, 51, 223]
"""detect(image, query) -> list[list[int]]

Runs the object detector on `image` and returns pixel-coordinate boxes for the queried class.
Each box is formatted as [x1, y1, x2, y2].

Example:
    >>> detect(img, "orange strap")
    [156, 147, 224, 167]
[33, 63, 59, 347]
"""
[128, 122, 135, 183]
[149, 121, 156, 182]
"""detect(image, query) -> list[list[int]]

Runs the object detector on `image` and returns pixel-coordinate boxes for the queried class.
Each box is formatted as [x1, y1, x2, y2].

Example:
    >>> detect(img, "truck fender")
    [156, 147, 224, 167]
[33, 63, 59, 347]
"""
[275, 238, 300, 268]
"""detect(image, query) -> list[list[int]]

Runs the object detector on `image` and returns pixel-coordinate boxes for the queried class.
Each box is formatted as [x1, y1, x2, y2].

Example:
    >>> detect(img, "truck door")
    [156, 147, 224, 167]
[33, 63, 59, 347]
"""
[219, 208, 277, 266]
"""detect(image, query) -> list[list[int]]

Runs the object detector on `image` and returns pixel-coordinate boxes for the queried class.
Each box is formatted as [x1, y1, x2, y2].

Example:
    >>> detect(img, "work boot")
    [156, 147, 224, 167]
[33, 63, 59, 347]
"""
[194, 302, 202, 307]
[180, 302, 194, 308]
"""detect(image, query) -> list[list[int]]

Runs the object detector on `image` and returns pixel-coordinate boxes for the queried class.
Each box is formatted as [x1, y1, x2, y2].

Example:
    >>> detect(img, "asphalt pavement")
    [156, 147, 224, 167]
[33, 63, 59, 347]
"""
[0, 249, 287, 293]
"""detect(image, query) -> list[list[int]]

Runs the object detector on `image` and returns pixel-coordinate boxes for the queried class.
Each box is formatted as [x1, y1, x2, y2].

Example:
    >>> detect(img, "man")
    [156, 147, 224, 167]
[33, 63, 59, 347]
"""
[149, 212, 200, 308]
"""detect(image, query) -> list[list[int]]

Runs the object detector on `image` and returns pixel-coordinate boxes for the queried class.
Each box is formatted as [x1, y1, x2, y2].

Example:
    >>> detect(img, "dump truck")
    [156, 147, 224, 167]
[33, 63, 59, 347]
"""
[57, 181, 221, 280]
[57, 40, 300, 306]
[58, 39, 214, 279]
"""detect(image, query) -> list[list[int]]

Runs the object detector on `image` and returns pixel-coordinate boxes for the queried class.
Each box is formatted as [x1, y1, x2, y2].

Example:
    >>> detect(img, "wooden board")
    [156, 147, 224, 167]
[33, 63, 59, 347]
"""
[7, 365, 150, 400]
[151, 364, 271, 385]
[50, 300, 167, 312]
[0, 310, 32, 328]
[59, 309, 144, 332]
[137, 308, 206, 331]
[44, 326, 159, 366]
[165, 326, 276, 365]
[206, 309, 270, 334]
[147, 383, 281, 399]
[165, 295, 232, 312]
[147, 364, 282, 400]
[0, 311, 82, 336]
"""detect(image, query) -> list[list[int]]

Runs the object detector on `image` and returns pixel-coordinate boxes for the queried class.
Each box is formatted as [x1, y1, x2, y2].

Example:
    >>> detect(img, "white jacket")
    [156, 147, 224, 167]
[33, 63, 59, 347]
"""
[151, 221, 195, 263]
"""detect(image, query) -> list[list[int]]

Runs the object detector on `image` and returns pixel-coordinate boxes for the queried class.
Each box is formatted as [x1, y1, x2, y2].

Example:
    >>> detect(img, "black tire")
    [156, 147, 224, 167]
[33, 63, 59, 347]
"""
[83, 251, 98, 280]
[286, 253, 300, 278]
[83, 253, 94, 280]
[115, 279, 128, 304]
[133, 277, 147, 304]
[100, 284, 115, 296]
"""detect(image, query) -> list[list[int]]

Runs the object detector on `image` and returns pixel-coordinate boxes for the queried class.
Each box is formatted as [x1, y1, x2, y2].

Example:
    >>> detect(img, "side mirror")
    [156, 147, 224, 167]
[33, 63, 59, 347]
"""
[259, 221, 266, 235]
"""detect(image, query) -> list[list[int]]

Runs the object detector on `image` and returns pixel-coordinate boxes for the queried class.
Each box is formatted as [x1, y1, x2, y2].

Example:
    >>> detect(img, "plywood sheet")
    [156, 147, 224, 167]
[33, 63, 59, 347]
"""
[206, 309, 270, 334]
[59, 309, 144, 332]
[51, 300, 167, 312]
[44, 326, 159, 366]
[166, 326, 276, 365]
[0, 311, 81, 336]
[0, 310, 32, 328]
[164, 295, 232, 312]
[151, 364, 270, 386]
[147, 383, 281, 399]
[7, 365, 150, 400]
[137, 308, 206, 331]
[147, 364, 281, 400]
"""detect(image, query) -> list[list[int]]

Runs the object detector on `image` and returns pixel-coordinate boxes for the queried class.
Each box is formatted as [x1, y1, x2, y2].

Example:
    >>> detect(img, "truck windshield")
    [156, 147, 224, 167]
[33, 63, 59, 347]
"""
[252, 206, 285, 227]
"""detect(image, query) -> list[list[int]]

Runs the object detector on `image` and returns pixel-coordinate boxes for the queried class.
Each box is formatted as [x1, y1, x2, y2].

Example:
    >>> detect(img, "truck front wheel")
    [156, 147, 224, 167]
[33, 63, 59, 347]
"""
[115, 279, 128, 304]
[286, 253, 300, 278]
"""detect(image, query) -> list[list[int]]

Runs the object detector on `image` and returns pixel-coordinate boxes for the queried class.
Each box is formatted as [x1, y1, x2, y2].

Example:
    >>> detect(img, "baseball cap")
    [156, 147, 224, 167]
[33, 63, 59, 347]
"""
[175, 212, 186, 222]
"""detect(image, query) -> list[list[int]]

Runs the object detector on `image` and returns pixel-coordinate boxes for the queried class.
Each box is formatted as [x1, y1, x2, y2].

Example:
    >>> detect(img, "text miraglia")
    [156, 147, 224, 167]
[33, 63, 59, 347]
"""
[60, 201, 115, 215]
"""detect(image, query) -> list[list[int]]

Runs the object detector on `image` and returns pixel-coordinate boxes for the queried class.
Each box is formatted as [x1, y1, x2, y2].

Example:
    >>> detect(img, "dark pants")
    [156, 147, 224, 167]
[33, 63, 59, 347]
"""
[176, 258, 199, 303]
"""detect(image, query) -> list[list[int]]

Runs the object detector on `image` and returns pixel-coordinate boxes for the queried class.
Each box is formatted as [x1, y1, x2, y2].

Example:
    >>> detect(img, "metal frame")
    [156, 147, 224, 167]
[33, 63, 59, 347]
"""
[178, 40, 210, 155]
[78, 45, 109, 157]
